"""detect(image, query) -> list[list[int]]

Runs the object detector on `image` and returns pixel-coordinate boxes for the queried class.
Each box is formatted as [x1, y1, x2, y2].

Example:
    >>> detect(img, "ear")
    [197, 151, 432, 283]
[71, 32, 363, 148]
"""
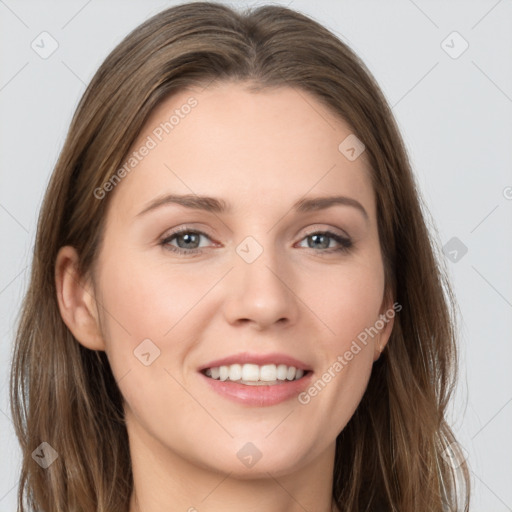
[55, 246, 106, 351]
[372, 296, 397, 362]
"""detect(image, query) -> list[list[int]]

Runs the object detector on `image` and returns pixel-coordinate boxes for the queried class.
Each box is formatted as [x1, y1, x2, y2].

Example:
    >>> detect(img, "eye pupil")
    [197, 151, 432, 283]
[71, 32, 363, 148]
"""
[309, 234, 329, 249]
[178, 232, 199, 248]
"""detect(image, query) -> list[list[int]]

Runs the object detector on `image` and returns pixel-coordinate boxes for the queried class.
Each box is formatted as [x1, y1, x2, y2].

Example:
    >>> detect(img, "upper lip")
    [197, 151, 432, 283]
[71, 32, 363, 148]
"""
[198, 352, 312, 372]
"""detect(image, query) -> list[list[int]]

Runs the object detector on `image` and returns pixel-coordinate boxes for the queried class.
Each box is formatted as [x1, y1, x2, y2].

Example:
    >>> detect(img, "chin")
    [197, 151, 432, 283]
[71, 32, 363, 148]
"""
[192, 435, 311, 478]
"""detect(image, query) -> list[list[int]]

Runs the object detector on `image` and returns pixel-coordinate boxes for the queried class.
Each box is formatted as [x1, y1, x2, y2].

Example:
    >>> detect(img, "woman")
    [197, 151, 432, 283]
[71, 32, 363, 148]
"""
[10, 2, 471, 510]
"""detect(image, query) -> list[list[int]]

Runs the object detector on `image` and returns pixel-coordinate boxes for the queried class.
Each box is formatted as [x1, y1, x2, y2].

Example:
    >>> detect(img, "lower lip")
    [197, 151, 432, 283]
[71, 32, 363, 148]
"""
[199, 371, 313, 406]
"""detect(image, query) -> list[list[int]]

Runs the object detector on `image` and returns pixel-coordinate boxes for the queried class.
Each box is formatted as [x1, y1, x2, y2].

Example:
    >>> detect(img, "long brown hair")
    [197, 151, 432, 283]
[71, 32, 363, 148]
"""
[10, 2, 471, 510]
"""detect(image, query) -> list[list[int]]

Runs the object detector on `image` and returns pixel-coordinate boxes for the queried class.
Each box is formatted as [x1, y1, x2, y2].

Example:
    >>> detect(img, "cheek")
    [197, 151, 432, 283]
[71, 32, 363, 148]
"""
[93, 250, 207, 421]
[95, 236, 385, 362]
[95, 249, 213, 342]
[319, 258, 385, 349]
[300, 257, 384, 432]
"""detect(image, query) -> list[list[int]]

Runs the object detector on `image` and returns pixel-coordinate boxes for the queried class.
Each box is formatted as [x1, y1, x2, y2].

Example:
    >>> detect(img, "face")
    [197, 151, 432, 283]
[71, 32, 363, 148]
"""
[89, 81, 394, 477]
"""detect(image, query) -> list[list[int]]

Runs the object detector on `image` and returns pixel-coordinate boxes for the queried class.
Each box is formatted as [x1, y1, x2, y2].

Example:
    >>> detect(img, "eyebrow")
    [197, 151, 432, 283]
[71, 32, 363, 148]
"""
[136, 193, 369, 221]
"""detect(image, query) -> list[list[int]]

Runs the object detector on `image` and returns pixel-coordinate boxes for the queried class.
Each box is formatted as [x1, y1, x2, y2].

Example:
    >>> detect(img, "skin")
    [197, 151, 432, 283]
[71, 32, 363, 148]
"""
[56, 81, 395, 512]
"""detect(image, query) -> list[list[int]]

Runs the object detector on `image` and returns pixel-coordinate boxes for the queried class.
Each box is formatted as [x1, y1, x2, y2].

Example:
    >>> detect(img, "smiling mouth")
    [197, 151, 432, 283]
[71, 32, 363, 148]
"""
[201, 363, 310, 386]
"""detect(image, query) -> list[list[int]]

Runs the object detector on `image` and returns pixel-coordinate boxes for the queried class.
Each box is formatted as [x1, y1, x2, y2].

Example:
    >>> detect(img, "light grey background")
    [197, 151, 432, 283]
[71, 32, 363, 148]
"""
[1, 0, 511, 510]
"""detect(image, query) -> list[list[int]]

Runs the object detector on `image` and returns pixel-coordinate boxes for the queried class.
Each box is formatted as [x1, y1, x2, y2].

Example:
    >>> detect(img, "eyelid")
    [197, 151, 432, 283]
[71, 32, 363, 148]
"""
[300, 224, 350, 239]
[160, 224, 215, 241]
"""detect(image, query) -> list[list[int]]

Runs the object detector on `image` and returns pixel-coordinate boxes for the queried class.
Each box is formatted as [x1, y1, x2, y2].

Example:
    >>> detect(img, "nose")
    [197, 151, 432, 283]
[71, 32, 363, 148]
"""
[222, 244, 300, 331]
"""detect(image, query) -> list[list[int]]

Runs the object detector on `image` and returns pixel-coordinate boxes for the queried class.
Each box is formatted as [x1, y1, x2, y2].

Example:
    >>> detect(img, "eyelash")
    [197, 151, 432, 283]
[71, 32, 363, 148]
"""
[159, 226, 353, 256]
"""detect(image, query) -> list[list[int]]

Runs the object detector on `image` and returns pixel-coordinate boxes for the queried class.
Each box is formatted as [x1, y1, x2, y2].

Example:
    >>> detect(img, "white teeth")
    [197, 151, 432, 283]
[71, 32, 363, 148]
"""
[228, 363, 242, 381]
[276, 364, 288, 380]
[203, 363, 307, 383]
[241, 363, 259, 382]
[259, 364, 277, 382]
[219, 366, 229, 381]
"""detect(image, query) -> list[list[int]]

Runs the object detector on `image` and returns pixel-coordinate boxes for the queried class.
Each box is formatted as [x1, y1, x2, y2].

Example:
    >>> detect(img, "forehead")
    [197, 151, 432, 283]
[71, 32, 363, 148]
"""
[106, 81, 375, 221]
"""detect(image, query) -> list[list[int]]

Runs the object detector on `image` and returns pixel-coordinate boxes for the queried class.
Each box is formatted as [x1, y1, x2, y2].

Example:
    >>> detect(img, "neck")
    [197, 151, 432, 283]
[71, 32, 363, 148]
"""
[126, 413, 339, 512]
